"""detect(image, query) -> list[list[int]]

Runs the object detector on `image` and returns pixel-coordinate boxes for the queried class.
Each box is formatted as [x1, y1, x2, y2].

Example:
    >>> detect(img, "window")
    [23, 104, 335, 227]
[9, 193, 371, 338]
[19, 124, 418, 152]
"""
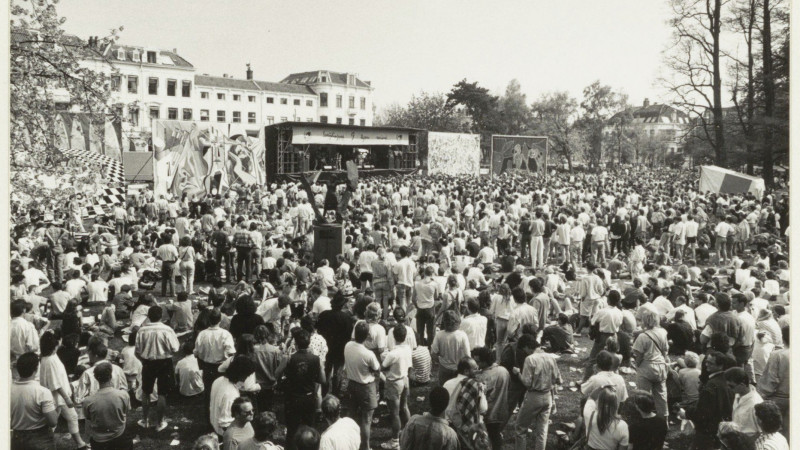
[167, 79, 177, 96]
[217, 93, 225, 100]
[127, 75, 138, 94]
[201, 91, 209, 99]
[307, 118, 313, 122]
[116, 49, 125, 60]
[266, 97, 274, 104]
[360, 119, 366, 126]
[146, 51, 157, 64]
[217, 110, 226, 122]
[336, 117, 342, 124]
[128, 107, 139, 126]
[248, 95, 256, 102]
[320, 115, 328, 124]
[131, 50, 140, 62]
[168, 108, 178, 120]
[280, 98, 288, 105]
[280, 117, 287, 122]
[347, 74, 356, 85]
[321, 76, 328, 82]
[319, 93, 327, 107]
[349, 96, 355, 109]
[267, 116, 274, 125]
[336, 95, 342, 108]
[233, 94, 241, 101]
[110, 75, 121, 92]
[200, 109, 209, 122]
[182, 81, 191, 97]
[306, 100, 313, 107]
[293, 99, 300, 106]
[149, 106, 159, 119]
[348, 118, 355, 125]
[360, 97, 366, 110]
[232, 111, 241, 123]
[148, 77, 158, 95]
[183, 109, 192, 121]
[248, 112, 256, 123]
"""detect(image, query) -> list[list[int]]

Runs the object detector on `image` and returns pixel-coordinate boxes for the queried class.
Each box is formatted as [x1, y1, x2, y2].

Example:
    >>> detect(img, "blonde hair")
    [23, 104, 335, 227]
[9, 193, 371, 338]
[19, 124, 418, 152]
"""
[640, 308, 660, 330]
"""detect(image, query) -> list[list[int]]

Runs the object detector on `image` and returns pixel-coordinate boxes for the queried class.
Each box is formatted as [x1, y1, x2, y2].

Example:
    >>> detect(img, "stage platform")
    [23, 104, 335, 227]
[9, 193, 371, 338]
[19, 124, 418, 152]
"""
[276, 167, 419, 183]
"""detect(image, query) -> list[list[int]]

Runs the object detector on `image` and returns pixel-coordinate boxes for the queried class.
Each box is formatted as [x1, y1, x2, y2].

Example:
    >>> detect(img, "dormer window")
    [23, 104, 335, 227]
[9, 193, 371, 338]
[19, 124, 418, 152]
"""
[131, 51, 140, 62]
[320, 76, 328, 83]
[116, 49, 125, 60]
[146, 51, 157, 64]
[347, 74, 356, 85]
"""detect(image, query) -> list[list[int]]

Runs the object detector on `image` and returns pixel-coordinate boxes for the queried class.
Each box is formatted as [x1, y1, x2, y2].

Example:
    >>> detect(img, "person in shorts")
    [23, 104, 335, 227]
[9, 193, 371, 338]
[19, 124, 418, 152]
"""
[380, 325, 413, 449]
[135, 305, 179, 431]
[344, 321, 381, 449]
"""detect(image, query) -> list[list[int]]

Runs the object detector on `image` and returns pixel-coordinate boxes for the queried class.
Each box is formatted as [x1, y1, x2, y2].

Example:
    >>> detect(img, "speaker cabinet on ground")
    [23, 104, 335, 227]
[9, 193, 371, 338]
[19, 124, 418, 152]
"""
[312, 222, 344, 264]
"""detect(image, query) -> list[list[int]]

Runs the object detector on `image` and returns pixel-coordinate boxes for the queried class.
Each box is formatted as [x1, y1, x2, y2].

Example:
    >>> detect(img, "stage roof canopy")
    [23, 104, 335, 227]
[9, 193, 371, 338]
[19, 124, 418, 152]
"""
[267, 122, 422, 147]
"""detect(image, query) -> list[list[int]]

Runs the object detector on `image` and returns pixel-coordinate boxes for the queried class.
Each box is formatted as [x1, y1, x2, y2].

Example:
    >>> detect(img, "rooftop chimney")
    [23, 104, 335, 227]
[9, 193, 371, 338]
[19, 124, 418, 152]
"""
[643, 98, 650, 107]
[172, 48, 177, 53]
[223, 73, 228, 78]
[246, 63, 253, 80]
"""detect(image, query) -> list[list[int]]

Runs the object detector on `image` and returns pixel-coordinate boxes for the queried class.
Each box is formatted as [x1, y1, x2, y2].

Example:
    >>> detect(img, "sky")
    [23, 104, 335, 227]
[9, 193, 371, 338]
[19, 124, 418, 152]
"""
[57, 0, 679, 111]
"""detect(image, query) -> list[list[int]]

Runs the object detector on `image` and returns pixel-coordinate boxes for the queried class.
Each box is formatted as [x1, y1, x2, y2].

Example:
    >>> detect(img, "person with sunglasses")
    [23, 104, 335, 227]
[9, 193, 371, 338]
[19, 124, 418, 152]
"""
[223, 397, 255, 450]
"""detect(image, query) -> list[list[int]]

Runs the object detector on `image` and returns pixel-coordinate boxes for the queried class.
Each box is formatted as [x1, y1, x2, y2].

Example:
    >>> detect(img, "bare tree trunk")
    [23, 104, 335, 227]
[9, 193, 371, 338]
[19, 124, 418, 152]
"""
[711, 0, 726, 166]
[762, 0, 775, 186]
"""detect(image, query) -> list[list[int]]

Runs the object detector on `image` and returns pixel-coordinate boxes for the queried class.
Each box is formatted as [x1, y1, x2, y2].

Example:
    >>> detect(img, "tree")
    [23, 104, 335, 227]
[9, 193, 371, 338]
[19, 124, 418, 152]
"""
[663, 0, 727, 166]
[727, 0, 759, 174]
[603, 107, 638, 164]
[760, 0, 775, 186]
[578, 81, 628, 168]
[10, 0, 121, 175]
[445, 79, 502, 134]
[497, 79, 532, 135]
[529, 91, 586, 172]
[375, 92, 471, 133]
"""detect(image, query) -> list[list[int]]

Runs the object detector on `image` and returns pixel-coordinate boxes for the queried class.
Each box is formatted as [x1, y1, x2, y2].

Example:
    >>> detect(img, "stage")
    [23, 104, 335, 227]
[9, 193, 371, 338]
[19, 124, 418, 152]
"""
[264, 122, 422, 185]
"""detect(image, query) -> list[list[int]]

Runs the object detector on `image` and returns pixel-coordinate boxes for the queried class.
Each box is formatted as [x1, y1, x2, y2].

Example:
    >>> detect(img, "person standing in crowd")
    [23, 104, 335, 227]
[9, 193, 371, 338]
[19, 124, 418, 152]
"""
[757, 326, 790, 439]
[392, 246, 416, 311]
[431, 310, 471, 385]
[11, 352, 59, 450]
[473, 346, 510, 450]
[195, 309, 237, 422]
[381, 325, 412, 450]
[316, 293, 355, 398]
[38, 331, 87, 449]
[514, 337, 562, 450]
[10, 299, 39, 380]
[632, 308, 670, 419]
[683, 350, 736, 448]
[400, 386, 459, 450]
[156, 233, 179, 297]
[284, 329, 326, 450]
[135, 305, 180, 431]
[238, 411, 283, 450]
[344, 321, 381, 450]
[210, 356, 255, 437]
[319, 395, 361, 450]
[754, 401, 789, 450]
[583, 290, 622, 381]
[412, 265, 439, 346]
[725, 366, 763, 439]
[223, 397, 255, 450]
[83, 362, 132, 450]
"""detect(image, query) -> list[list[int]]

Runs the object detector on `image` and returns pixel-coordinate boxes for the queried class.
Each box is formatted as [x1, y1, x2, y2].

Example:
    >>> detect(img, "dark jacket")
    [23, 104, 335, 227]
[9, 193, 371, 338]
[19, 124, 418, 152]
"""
[687, 371, 734, 439]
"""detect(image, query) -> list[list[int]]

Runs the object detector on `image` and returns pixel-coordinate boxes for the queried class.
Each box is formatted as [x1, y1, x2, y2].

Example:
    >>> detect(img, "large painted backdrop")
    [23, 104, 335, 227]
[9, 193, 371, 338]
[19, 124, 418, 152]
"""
[153, 121, 266, 199]
[427, 132, 481, 176]
[491, 135, 548, 177]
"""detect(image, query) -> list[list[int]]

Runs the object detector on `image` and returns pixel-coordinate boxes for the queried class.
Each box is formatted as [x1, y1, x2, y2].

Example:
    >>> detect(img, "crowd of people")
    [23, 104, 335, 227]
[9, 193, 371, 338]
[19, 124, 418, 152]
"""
[9, 166, 791, 450]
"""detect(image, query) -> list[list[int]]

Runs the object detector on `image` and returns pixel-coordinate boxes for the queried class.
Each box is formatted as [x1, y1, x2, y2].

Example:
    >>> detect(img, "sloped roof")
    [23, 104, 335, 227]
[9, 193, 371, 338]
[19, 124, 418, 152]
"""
[194, 75, 317, 95]
[612, 103, 690, 124]
[254, 80, 317, 95]
[107, 45, 194, 68]
[281, 70, 372, 88]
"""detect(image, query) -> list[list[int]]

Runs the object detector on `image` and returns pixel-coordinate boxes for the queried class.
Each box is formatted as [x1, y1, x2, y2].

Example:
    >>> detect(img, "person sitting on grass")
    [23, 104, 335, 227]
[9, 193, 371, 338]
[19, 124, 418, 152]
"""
[541, 313, 575, 353]
[629, 391, 668, 450]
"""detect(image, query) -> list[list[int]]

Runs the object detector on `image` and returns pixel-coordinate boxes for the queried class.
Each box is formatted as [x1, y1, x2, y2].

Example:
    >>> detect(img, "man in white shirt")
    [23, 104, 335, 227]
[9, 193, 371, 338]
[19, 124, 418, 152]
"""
[320, 395, 361, 450]
[22, 262, 50, 294]
[569, 222, 587, 267]
[380, 326, 413, 450]
[590, 220, 609, 265]
[725, 367, 763, 437]
[316, 259, 336, 290]
[666, 296, 697, 330]
[459, 299, 488, 350]
[10, 300, 39, 379]
[344, 322, 381, 448]
[194, 310, 236, 423]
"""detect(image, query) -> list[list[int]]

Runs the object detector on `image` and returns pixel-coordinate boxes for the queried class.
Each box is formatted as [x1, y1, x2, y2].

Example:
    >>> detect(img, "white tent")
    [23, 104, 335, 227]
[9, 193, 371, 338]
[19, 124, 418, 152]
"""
[699, 165, 765, 197]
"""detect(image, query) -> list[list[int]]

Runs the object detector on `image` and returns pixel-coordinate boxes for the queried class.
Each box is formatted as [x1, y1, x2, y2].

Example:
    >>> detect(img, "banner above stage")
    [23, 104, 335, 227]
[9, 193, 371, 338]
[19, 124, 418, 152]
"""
[291, 125, 410, 147]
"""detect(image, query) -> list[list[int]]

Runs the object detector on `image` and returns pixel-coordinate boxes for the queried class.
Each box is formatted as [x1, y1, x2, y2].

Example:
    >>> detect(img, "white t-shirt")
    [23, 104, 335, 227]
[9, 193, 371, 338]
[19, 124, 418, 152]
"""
[382, 343, 413, 380]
